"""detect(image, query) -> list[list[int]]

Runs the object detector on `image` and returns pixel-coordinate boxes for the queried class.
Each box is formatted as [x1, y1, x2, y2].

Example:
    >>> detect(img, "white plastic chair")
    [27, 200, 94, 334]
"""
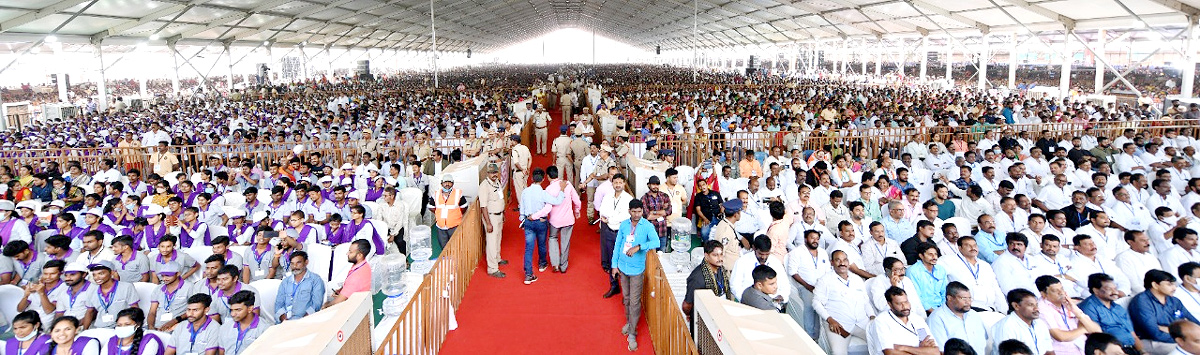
[305, 223, 328, 244]
[250, 279, 282, 317]
[228, 245, 249, 258]
[305, 243, 333, 281]
[943, 216, 971, 236]
[183, 246, 213, 266]
[164, 172, 181, 187]
[329, 243, 352, 285]
[79, 328, 114, 354]
[0, 285, 24, 326]
[675, 165, 696, 194]
[361, 201, 381, 215]
[133, 282, 157, 306]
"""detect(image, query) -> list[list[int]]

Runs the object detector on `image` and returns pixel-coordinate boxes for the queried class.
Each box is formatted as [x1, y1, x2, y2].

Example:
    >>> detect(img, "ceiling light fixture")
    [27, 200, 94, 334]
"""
[45, 35, 57, 43]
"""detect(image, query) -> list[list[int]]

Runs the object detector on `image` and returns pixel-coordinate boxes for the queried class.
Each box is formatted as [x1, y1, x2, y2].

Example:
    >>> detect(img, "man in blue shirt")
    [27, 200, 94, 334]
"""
[518, 168, 568, 285]
[1079, 273, 1143, 351]
[612, 198, 660, 352]
[1129, 269, 1200, 354]
[974, 214, 1005, 263]
[927, 281, 988, 355]
[274, 251, 325, 322]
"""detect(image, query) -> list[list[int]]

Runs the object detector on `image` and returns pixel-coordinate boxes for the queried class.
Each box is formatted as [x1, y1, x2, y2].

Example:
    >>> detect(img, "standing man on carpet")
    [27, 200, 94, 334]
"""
[429, 175, 469, 249]
[552, 126, 575, 184]
[612, 198, 660, 352]
[479, 164, 508, 278]
[599, 173, 634, 298]
[519, 168, 568, 285]
[534, 108, 549, 155]
[511, 135, 532, 207]
[545, 166, 581, 273]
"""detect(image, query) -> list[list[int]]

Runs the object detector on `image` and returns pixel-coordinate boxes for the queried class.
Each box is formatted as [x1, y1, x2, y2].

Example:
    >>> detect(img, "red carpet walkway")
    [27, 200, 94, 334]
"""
[439, 108, 655, 354]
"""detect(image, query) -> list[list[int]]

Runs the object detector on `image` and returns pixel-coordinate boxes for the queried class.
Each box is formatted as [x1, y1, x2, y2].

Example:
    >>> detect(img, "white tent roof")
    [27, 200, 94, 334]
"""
[0, 0, 1195, 52]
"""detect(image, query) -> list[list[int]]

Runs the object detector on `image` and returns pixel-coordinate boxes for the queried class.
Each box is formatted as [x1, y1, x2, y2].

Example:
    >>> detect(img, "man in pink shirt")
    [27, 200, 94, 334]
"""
[1035, 275, 1102, 355]
[545, 166, 582, 273]
[591, 166, 620, 223]
[327, 239, 373, 307]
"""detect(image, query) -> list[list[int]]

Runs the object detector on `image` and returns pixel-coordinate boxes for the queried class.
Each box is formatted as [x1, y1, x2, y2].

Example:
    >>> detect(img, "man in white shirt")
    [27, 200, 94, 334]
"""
[1116, 142, 1149, 174]
[597, 173, 634, 297]
[865, 257, 926, 320]
[1036, 174, 1074, 212]
[787, 230, 829, 338]
[866, 286, 939, 355]
[861, 222, 905, 276]
[995, 197, 1029, 236]
[1162, 228, 1200, 279]
[1115, 231, 1162, 294]
[814, 250, 871, 355]
[992, 232, 1039, 296]
[1068, 234, 1131, 297]
[990, 288, 1055, 355]
[1174, 261, 1200, 317]
[730, 235, 789, 305]
[939, 236, 1006, 312]
[1147, 178, 1186, 215]
[830, 221, 874, 279]
[1031, 235, 1079, 297]
[1076, 211, 1123, 261]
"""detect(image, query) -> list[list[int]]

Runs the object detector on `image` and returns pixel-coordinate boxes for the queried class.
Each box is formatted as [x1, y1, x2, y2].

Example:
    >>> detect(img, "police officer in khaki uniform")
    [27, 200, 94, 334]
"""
[552, 126, 574, 184]
[613, 132, 632, 170]
[510, 134, 532, 206]
[533, 108, 549, 155]
[569, 126, 590, 184]
[413, 132, 434, 162]
[479, 163, 508, 277]
[711, 199, 743, 268]
[560, 91, 574, 124]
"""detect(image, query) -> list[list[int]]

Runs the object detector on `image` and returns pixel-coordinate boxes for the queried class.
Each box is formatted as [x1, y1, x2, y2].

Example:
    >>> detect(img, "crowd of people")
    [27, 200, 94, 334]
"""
[2, 61, 1200, 354]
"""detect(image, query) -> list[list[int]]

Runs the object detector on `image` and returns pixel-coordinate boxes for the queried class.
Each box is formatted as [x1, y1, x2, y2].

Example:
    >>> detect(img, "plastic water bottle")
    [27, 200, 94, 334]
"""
[379, 254, 408, 317]
[408, 225, 433, 261]
[670, 217, 694, 271]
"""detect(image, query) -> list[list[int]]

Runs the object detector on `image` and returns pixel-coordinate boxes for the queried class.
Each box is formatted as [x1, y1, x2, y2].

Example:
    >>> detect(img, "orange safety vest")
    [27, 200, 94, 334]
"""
[433, 188, 463, 229]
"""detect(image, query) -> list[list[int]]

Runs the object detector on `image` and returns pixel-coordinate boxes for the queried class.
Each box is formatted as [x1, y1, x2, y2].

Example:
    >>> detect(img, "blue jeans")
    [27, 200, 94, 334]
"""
[522, 218, 549, 277]
[698, 218, 719, 241]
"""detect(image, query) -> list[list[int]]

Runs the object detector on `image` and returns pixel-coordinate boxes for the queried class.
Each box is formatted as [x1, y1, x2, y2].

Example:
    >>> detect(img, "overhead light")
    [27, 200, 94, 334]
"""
[149, 34, 160, 40]
[30, 46, 40, 54]
[45, 35, 57, 43]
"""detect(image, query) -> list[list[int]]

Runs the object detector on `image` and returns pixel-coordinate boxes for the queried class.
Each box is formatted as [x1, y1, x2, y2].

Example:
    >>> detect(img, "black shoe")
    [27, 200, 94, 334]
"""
[538, 264, 548, 272]
[498, 259, 509, 266]
[603, 287, 620, 298]
[524, 275, 538, 285]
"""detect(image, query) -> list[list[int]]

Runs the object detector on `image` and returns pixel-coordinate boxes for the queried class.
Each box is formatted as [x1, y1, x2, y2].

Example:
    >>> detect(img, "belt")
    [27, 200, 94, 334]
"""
[536, 126, 547, 129]
[490, 212, 503, 215]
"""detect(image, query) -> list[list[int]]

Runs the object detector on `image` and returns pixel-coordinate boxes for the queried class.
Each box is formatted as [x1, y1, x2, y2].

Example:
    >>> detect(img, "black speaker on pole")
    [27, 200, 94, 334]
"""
[748, 55, 759, 68]
[656, 46, 661, 55]
[467, 48, 471, 58]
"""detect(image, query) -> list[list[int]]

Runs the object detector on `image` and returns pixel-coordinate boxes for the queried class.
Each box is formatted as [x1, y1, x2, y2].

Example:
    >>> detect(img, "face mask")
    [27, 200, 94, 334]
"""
[125, 203, 137, 211]
[113, 325, 137, 339]
[15, 331, 37, 342]
[1164, 216, 1180, 225]
[205, 187, 215, 194]
[442, 187, 452, 193]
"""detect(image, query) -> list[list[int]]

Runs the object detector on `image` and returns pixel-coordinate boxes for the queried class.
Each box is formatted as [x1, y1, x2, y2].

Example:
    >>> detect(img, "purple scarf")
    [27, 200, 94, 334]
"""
[1, 218, 19, 245]
[5, 334, 50, 355]
[144, 223, 169, 249]
[365, 188, 383, 202]
[345, 219, 385, 255]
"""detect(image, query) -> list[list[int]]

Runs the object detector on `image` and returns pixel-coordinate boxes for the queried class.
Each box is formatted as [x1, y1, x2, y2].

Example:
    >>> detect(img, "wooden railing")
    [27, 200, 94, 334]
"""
[643, 252, 700, 355]
[654, 119, 1200, 167]
[0, 139, 465, 177]
[373, 201, 485, 355]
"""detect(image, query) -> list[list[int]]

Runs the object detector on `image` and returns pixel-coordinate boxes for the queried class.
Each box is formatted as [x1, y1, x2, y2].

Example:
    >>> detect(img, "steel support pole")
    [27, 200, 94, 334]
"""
[1095, 29, 1106, 94]
[169, 41, 181, 96]
[945, 46, 952, 81]
[430, 0, 438, 88]
[95, 43, 107, 111]
[861, 42, 867, 74]
[1060, 31, 1073, 99]
[919, 36, 928, 81]
[1182, 17, 1197, 98]
[874, 41, 882, 76]
[225, 43, 234, 91]
[1009, 34, 1018, 88]
[978, 34, 988, 90]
